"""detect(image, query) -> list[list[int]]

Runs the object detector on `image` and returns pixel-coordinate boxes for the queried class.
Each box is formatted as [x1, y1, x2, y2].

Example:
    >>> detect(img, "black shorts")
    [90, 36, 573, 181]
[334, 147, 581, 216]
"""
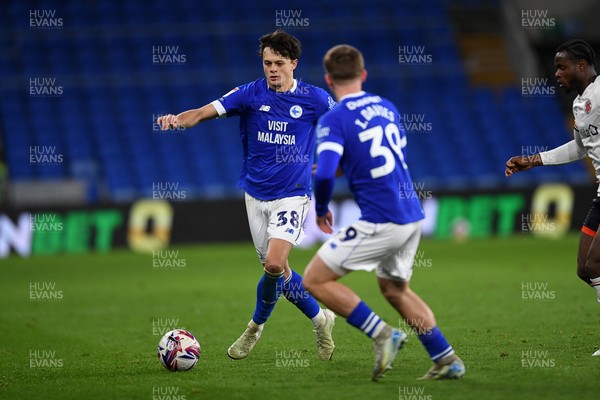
[582, 197, 600, 237]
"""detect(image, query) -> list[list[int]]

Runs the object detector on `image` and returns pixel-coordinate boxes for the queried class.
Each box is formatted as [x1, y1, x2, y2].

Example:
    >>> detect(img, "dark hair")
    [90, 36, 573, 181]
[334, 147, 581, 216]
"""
[556, 39, 596, 66]
[258, 30, 301, 60]
[323, 44, 364, 81]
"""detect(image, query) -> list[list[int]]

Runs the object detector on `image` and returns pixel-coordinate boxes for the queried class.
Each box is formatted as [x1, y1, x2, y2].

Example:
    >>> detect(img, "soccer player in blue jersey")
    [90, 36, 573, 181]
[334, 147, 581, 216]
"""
[302, 45, 465, 380]
[157, 30, 336, 360]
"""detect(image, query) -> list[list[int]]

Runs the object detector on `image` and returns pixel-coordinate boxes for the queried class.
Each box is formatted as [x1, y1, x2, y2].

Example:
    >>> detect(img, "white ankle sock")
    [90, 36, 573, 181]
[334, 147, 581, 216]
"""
[311, 309, 325, 326]
[590, 277, 600, 304]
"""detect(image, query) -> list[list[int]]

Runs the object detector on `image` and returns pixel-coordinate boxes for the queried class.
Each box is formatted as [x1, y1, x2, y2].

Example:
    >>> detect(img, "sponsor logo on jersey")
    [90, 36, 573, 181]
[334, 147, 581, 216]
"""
[259, 105, 271, 112]
[257, 131, 296, 145]
[575, 123, 599, 138]
[327, 96, 336, 110]
[317, 126, 330, 139]
[290, 105, 303, 118]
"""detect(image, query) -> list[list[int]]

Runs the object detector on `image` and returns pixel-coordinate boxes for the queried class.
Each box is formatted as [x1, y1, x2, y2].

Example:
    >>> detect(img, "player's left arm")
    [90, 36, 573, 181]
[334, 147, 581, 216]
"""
[312, 91, 339, 177]
[314, 141, 343, 234]
[311, 163, 344, 177]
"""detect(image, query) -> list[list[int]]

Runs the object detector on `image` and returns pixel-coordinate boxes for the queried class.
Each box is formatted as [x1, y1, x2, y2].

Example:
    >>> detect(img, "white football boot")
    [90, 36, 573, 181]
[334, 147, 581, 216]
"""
[227, 320, 263, 360]
[372, 326, 407, 381]
[314, 309, 336, 360]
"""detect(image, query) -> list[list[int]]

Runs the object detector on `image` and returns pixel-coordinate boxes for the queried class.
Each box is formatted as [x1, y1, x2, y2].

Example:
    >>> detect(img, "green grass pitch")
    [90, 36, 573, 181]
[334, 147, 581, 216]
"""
[1, 235, 599, 399]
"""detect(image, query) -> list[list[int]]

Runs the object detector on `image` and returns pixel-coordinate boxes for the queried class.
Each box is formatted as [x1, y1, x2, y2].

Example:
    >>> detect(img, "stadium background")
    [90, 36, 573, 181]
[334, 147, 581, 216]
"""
[2, 0, 600, 256]
[2, 1, 600, 399]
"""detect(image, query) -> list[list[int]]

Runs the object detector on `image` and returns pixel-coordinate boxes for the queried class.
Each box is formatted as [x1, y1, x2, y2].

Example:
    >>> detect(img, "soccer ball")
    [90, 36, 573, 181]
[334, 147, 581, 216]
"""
[157, 329, 201, 371]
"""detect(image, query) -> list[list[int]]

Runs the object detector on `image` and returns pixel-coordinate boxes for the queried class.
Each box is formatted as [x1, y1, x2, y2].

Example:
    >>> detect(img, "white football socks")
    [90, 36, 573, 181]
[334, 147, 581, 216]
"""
[311, 308, 326, 326]
[590, 277, 600, 304]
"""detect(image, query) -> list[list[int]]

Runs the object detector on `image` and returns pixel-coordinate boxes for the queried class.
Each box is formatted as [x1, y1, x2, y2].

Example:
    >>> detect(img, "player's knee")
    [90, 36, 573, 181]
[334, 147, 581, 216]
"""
[264, 258, 285, 275]
[379, 279, 405, 301]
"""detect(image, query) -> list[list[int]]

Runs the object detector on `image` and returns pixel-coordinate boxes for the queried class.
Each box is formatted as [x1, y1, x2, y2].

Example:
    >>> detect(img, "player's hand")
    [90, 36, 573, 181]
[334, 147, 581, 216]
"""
[505, 155, 541, 176]
[157, 114, 182, 130]
[316, 210, 334, 234]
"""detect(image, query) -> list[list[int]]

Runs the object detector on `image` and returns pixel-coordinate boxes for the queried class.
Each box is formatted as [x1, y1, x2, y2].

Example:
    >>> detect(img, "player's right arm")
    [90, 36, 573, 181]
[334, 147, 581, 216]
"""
[157, 104, 218, 130]
[158, 84, 249, 130]
[505, 138, 586, 176]
[505, 154, 543, 176]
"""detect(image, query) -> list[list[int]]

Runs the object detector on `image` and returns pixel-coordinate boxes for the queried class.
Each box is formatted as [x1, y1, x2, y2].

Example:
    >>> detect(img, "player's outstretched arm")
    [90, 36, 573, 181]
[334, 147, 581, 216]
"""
[505, 154, 542, 176]
[157, 104, 219, 130]
[506, 139, 586, 176]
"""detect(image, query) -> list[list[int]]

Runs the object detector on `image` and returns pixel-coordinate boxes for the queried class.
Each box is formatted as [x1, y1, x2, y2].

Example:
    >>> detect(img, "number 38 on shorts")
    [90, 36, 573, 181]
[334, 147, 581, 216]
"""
[245, 194, 310, 262]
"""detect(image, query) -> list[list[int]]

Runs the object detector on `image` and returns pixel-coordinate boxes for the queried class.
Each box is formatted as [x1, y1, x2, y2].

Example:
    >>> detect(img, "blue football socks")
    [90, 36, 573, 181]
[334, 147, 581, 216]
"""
[281, 270, 321, 319]
[347, 301, 385, 338]
[417, 326, 454, 362]
[252, 269, 284, 325]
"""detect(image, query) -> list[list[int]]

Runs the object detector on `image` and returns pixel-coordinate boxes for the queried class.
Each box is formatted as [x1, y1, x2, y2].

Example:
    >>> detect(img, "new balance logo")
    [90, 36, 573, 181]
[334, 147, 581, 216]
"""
[259, 105, 271, 112]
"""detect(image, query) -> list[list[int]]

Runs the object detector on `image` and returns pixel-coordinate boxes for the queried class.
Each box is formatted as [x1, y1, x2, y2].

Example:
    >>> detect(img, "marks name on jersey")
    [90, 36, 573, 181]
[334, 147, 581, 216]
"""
[354, 104, 396, 130]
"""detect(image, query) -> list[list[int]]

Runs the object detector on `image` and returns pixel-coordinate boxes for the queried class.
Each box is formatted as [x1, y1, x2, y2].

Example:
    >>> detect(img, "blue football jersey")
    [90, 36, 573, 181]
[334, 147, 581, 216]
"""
[316, 91, 424, 224]
[211, 78, 335, 201]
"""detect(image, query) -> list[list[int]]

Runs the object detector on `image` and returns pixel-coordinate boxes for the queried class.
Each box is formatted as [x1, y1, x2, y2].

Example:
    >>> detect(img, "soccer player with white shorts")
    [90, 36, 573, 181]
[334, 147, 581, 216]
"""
[505, 39, 600, 356]
[158, 30, 336, 361]
[302, 45, 465, 381]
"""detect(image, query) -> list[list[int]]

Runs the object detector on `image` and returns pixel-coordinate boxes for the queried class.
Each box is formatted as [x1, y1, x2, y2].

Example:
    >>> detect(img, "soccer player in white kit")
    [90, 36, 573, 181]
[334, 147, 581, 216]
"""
[158, 30, 336, 361]
[303, 44, 465, 381]
[505, 39, 600, 356]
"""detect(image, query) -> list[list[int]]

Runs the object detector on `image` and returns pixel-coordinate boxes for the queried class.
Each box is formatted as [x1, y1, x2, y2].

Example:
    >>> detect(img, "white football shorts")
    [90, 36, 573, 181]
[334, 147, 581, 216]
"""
[245, 193, 310, 263]
[317, 219, 423, 282]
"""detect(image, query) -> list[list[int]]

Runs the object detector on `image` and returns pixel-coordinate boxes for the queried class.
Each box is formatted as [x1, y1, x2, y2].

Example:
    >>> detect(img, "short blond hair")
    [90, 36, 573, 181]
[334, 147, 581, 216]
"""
[323, 44, 364, 82]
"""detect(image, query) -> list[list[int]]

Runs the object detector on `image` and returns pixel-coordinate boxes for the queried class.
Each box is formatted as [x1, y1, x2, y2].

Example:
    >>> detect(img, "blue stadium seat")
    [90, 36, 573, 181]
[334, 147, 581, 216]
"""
[0, 0, 589, 200]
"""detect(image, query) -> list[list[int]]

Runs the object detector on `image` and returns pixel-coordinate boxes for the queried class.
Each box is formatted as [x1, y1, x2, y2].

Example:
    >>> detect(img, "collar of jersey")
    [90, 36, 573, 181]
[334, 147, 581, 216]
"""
[580, 77, 598, 99]
[339, 91, 366, 102]
[266, 78, 298, 93]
